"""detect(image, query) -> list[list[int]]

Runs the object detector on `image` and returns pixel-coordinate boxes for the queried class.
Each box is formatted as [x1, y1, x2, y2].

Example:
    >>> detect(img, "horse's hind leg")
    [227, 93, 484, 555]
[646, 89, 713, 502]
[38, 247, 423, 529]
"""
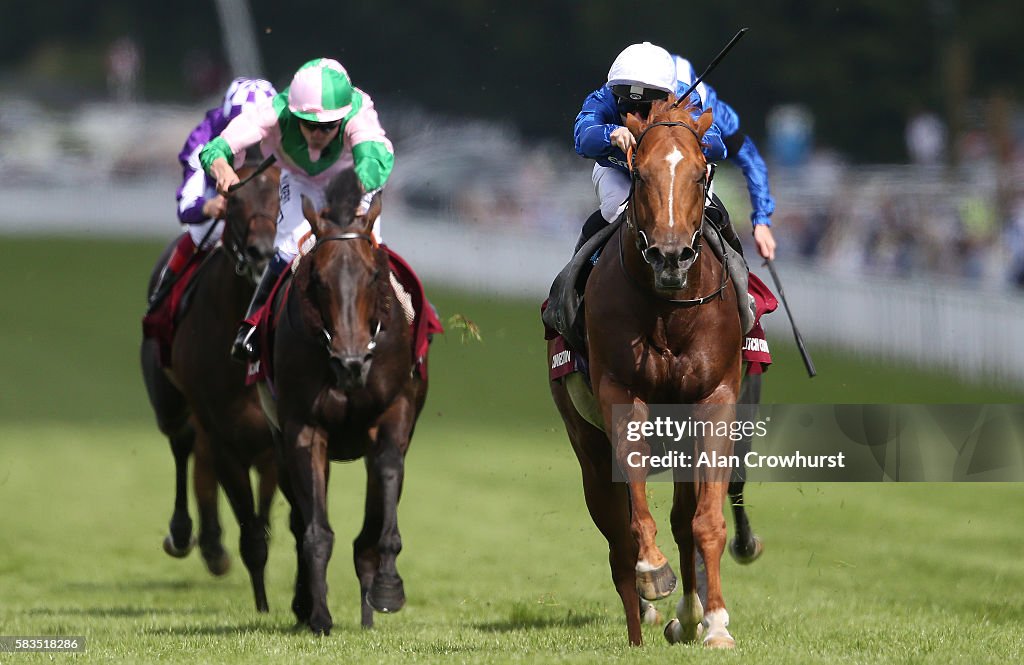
[193, 429, 230, 576]
[665, 479, 704, 645]
[729, 372, 764, 564]
[141, 338, 196, 558]
[277, 462, 312, 626]
[363, 399, 415, 619]
[578, 447, 643, 646]
[353, 467, 383, 629]
[554, 383, 643, 645]
[214, 447, 271, 613]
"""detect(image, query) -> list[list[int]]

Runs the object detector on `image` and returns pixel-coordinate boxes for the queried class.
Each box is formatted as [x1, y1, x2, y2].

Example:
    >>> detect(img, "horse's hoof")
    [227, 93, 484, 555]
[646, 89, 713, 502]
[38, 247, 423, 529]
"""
[308, 610, 333, 636]
[309, 623, 331, 637]
[640, 598, 661, 625]
[367, 576, 406, 614]
[729, 534, 764, 565]
[664, 617, 704, 644]
[635, 562, 677, 601]
[703, 633, 736, 649]
[162, 534, 196, 558]
[201, 549, 231, 576]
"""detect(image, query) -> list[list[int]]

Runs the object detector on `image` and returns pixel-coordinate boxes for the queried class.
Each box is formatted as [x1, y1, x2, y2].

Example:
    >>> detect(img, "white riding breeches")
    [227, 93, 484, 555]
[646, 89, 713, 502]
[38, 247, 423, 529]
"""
[275, 169, 383, 262]
[591, 162, 716, 223]
[186, 218, 223, 249]
[592, 163, 631, 223]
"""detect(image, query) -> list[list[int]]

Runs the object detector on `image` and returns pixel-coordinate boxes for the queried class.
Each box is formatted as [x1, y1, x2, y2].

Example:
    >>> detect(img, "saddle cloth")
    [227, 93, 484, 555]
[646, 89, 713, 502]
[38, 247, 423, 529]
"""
[245, 245, 443, 390]
[141, 252, 208, 368]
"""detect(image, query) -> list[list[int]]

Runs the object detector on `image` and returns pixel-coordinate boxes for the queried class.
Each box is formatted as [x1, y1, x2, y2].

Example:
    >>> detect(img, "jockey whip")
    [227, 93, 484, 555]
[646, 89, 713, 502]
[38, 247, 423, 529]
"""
[763, 258, 817, 378]
[228, 154, 277, 193]
[672, 27, 749, 109]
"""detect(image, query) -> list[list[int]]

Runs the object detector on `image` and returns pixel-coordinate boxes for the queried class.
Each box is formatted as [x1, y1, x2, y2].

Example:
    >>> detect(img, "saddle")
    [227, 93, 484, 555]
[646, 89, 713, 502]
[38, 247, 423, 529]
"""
[141, 249, 216, 368]
[541, 216, 624, 352]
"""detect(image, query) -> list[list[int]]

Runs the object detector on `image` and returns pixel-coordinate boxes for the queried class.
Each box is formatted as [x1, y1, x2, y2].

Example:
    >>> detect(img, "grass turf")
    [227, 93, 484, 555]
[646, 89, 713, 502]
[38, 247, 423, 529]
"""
[1, 236, 1022, 663]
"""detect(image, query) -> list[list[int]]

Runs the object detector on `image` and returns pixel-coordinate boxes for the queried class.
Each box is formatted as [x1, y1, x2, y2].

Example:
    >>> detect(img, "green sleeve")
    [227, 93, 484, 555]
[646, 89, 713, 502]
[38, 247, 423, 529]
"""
[199, 137, 234, 174]
[352, 141, 395, 191]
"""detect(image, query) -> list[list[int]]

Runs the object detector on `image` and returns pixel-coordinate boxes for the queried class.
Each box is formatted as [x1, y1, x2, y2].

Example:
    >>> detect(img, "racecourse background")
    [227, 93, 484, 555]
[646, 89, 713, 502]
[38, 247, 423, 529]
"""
[2, 99, 1024, 385]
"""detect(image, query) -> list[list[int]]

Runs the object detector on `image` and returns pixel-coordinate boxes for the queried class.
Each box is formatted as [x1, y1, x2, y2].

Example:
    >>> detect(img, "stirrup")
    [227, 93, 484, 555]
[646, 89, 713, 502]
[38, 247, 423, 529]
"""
[230, 323, 257, 363]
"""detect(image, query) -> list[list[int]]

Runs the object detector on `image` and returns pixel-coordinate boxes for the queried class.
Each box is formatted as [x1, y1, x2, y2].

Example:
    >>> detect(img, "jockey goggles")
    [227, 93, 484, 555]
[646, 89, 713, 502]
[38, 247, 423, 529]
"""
[612, 84, 669, 115]
[299, 118, 341, 134]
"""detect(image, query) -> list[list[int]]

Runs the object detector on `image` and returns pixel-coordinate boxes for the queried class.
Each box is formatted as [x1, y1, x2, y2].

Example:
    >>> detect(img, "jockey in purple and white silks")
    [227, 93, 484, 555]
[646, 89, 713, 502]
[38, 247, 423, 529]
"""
[148, 78, 277, 309]
[200, 57, 395, 361]
[573, 42, 776, 260]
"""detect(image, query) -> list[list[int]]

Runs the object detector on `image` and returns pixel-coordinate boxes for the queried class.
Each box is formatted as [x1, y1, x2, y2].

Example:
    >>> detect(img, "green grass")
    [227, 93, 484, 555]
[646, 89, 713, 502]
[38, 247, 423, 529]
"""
[1, 236, 1023, 663]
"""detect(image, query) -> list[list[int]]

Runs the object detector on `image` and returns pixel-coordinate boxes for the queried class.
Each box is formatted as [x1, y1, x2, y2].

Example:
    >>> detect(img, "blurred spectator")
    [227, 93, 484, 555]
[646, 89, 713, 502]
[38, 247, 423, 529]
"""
[766, 104, 813, 168]
[181, 49, 228, 100]
[905, 110, 947, 166]
[106, 36, 143, 103]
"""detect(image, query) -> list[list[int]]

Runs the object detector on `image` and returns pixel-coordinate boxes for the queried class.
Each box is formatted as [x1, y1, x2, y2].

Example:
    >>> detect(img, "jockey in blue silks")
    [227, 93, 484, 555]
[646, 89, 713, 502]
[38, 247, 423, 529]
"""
[573, 42, 777, 260]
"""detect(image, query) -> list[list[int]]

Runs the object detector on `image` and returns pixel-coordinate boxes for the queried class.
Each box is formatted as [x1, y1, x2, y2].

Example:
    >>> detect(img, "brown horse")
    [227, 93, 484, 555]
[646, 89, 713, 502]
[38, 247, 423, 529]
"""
[549, 98, 743, 647]
[257, 169, 427, 634]
[141, 163, 280, 611]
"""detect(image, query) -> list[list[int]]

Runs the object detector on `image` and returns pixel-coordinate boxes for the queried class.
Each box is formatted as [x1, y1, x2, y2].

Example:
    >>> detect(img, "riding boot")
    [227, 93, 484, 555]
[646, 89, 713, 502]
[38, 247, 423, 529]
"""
[707, 194, 744, 257]
[573, 209, 608, 255]
[147, 233, 197, 314]
[230, 254, 288, 363]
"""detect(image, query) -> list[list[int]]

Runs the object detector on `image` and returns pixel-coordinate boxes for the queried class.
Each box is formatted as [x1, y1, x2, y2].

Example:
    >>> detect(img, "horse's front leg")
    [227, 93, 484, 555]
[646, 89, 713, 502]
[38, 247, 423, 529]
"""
[287, 423, 334, 635]
[361, 397, 414, 618]
[603, 388, 677, 602]
[193, 426, 230, 576]
[163, 424, 197, 558]
[692, 399, 735, 648]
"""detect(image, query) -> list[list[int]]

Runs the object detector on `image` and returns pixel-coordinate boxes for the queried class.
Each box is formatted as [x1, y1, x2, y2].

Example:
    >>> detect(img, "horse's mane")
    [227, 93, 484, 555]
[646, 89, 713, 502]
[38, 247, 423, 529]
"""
[645, 96, 702, 131]
[322, 169, 363, 228]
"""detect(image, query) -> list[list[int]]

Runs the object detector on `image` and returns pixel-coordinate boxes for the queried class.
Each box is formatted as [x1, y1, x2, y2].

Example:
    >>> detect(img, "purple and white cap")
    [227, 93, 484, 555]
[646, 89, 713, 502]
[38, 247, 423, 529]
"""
[221, 77, 278, 120]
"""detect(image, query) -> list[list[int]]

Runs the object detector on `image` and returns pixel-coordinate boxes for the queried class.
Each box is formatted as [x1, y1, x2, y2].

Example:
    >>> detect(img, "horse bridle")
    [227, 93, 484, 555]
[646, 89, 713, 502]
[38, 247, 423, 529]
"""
[622, 121, 729, 305]
[223, 210, 277, 281]
[306, 231, 385, 354]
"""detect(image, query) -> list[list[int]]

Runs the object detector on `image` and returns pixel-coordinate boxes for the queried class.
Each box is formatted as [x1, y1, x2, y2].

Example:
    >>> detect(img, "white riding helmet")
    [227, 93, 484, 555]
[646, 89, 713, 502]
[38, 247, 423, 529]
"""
[607, 42, 676, 102]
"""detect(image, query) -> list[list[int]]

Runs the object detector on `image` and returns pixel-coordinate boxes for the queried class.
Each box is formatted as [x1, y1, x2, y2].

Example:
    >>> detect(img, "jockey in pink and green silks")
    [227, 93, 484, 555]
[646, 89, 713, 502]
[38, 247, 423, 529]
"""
[199, 57, 396, 362]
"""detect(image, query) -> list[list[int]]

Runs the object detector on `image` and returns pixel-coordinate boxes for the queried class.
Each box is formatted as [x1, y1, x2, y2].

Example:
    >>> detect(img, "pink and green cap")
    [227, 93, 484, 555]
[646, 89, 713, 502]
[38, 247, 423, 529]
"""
[287, 58, 354, 122]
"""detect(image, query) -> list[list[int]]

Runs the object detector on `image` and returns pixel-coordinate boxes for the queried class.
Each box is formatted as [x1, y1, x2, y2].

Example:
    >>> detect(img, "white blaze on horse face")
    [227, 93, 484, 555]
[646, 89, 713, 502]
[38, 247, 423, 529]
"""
[664, 147, 685, 228]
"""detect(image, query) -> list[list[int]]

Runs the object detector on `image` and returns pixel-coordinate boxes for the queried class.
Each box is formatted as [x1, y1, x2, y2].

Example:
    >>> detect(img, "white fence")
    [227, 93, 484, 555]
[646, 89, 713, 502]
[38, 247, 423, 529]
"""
[2, 181, 1023, 386]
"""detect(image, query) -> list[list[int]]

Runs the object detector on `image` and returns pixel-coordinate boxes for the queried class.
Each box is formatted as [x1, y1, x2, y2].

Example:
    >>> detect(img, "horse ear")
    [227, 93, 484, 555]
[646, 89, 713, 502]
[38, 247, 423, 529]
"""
[362, 191, 383, 230]
[624, 112, 645, 139]
[303, 195, 330, 238]
[695, 108, 714, 138]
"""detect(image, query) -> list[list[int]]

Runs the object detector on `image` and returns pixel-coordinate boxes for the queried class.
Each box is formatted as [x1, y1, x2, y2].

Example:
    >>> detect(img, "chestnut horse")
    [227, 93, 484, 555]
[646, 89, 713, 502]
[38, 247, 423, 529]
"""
[257, 169, 427, 634]
[141, 163, 280, 611]
[549, 99, 742, 647]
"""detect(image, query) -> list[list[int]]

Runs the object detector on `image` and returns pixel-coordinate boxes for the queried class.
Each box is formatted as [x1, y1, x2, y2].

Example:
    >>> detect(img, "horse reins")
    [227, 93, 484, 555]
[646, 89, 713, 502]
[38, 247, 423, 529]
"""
[622, 121, 729, 305]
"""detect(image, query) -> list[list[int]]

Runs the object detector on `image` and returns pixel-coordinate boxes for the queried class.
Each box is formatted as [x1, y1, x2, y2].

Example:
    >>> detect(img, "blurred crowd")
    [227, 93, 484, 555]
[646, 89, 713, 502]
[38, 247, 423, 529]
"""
[3, 85, 1024, 290]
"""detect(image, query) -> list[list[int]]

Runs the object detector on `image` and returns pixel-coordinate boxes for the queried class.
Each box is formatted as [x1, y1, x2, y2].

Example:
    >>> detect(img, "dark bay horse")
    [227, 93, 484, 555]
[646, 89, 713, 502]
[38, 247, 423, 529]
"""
[549, 99, 742, 647]
[141, 164, 280, 611]
[258, 169, 427, 634]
